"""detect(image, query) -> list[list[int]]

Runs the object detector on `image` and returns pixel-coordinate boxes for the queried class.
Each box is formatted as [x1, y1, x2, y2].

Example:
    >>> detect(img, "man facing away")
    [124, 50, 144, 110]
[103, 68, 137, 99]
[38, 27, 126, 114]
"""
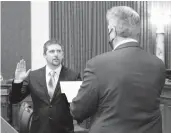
[70, 6, 166, 133]
[10, 39, 81, 133]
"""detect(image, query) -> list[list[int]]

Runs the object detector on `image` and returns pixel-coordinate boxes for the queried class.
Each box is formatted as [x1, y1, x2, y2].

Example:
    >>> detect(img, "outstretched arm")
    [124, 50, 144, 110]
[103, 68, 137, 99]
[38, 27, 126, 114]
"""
[70, 61, 99, 122]
[10, 59, 31, 103]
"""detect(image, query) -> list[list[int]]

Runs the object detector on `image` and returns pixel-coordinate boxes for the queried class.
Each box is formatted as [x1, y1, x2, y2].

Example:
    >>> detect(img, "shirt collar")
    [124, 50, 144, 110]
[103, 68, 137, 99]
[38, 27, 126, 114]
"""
[113, 38, 138, 51]
[46, 64, 62, 76]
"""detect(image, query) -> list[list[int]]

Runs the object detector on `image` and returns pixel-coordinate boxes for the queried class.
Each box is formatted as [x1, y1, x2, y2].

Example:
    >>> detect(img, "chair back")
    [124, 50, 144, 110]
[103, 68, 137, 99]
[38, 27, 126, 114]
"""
[18, 102, 33, 133]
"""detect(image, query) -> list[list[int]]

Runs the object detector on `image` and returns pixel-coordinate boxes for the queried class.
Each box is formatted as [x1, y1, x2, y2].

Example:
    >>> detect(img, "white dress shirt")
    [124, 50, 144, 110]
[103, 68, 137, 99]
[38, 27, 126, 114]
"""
[113, 38, 138, 50]
[46, 65, 62, 97]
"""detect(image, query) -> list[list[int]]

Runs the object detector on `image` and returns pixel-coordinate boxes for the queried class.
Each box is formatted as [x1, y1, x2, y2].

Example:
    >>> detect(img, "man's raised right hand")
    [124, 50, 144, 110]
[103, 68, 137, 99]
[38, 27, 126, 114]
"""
[14, 59, 31, 83]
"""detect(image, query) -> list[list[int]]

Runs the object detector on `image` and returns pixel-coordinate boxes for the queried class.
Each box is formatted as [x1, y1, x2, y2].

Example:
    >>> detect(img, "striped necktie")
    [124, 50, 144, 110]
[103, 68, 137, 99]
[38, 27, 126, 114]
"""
[48, 71, 56, 99]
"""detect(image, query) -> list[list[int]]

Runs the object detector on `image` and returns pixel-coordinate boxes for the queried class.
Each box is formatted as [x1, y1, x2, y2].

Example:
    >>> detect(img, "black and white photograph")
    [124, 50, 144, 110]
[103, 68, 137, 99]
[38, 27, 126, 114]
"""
[1, 1, 171, 133]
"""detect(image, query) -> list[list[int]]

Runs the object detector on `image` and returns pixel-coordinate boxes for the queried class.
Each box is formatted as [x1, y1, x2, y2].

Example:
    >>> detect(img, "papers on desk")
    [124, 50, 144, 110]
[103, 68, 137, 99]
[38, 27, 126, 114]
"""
[60, 81, 82, 102]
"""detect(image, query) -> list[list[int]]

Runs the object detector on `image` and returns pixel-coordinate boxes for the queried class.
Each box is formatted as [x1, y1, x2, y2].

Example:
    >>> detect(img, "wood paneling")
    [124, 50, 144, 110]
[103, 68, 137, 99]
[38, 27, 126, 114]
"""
[50, 1, 171, 76]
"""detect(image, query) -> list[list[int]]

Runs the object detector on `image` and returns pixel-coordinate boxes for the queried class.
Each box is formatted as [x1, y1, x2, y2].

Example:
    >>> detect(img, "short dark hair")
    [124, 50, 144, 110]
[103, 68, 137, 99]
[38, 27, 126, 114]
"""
[43, 39, 64, 55]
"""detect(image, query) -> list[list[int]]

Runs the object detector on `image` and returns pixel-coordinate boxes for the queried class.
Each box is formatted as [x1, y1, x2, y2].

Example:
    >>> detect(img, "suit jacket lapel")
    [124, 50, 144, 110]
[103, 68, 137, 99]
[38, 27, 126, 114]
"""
[37, 66, 50, 104]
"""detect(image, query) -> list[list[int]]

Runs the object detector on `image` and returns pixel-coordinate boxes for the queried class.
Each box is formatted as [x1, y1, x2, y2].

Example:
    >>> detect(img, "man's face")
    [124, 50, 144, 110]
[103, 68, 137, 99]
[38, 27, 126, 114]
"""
[44, 44, 64, 67]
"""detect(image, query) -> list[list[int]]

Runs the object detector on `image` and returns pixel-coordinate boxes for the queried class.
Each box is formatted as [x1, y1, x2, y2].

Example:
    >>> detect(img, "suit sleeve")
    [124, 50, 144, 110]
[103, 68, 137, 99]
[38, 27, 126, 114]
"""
[10, 74, 30, 104]
[70, 60, 99, 122]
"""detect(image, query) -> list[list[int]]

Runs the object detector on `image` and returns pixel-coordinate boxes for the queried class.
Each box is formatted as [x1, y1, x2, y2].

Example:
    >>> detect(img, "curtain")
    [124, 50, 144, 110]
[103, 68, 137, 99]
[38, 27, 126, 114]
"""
[50, 1, 171, 76]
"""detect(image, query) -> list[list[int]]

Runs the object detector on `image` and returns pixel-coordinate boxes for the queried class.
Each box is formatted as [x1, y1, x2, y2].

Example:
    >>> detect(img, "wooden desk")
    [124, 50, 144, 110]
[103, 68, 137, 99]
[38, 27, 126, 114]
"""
[1, 84, 12, 124]
[1, 82, 171, 133]
[1, 84, 32, 131]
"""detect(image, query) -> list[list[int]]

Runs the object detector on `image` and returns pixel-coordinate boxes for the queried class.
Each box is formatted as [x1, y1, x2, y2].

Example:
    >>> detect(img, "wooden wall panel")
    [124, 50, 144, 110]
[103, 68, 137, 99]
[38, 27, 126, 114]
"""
[50, 1, 171, 76]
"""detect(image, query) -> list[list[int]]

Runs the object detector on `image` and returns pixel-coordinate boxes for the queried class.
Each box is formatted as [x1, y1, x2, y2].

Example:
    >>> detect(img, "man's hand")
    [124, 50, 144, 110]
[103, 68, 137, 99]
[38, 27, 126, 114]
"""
[14, 59, 31, 83]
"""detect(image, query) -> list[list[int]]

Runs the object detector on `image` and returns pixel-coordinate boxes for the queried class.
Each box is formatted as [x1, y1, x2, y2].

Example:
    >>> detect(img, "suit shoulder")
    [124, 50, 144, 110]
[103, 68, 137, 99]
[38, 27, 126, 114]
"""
[87, 51, 112, 65]
[62, 66, 81, 80]
[62, 66, 79, 76]
[141, 50, 166, 72]
[29, 67, 45, 75]
[152, 55, 166, 71]
[146, 51, 165, 67]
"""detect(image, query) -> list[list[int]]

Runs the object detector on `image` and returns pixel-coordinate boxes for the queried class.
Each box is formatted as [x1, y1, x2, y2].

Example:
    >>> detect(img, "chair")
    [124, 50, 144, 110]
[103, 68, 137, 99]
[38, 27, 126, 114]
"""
[18, 102, 33, 133]
[18, 102, 88, 133]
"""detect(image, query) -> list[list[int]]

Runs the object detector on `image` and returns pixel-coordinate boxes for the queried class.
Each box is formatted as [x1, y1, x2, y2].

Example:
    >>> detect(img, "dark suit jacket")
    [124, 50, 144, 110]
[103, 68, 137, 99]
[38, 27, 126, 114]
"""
[71, 42, 166, 133]
[11, 66, 81, 133]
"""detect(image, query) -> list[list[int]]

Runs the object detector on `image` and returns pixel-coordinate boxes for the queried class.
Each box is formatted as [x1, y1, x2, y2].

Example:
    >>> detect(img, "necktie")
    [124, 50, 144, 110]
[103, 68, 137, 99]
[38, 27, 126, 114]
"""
[48, 71, 56, 99]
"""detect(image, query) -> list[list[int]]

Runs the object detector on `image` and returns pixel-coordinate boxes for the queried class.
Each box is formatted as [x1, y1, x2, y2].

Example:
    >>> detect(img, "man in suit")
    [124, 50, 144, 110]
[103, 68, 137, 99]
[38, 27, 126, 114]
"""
[70, 6, 166, 133]
[10, 39, 81, 133]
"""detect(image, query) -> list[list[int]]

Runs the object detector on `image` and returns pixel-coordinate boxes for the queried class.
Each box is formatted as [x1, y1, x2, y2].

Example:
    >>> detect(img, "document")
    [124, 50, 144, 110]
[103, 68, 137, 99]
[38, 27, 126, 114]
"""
[60, 81, 82, 102]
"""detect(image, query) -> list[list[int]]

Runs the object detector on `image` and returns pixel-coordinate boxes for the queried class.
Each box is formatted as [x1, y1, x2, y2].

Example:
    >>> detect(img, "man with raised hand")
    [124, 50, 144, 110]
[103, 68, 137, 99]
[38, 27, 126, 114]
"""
[11, 39, 81, 133]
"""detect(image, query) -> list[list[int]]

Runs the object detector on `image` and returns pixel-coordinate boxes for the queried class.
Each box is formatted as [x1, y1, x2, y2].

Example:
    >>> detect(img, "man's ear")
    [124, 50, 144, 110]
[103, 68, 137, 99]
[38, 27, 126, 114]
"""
[43, 53, 46, 58]
[113, 26, 117, 36]
[61, 51, 64, 58]
[108, 24, 113, 33]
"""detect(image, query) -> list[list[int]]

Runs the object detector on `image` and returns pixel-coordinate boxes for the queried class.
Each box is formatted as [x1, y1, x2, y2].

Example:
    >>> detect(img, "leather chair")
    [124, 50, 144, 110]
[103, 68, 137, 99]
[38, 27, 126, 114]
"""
[18, 102, 33, 133]
[18, 102, 88, 133]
